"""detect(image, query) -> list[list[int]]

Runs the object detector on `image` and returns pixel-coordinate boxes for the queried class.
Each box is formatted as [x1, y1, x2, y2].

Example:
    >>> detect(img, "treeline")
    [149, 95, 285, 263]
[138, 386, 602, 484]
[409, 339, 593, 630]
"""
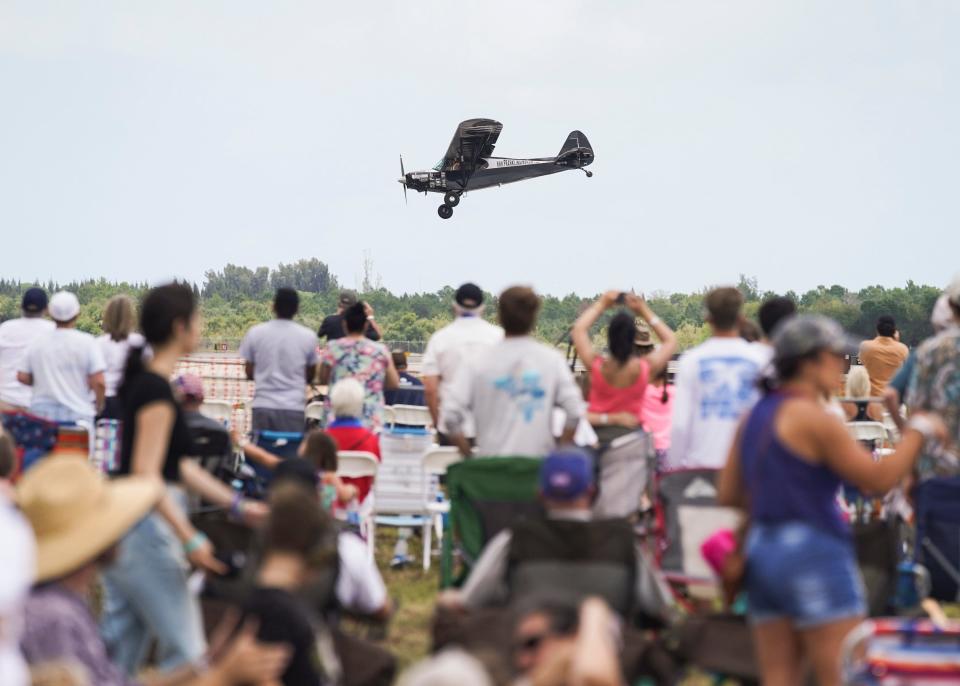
[0, 263, 944, 350]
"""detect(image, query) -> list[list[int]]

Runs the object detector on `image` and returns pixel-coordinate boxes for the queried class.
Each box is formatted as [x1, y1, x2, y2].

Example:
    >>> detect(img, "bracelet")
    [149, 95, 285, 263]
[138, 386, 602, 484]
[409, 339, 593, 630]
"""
[647, 316, 662, 327]
[906, 415, 938, 443]
[183, 531, 208, 555]
[228, 492, 245, 522]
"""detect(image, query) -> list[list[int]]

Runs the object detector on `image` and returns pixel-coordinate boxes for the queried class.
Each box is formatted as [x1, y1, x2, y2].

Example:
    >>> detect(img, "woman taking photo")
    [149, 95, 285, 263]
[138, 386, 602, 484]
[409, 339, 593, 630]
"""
[571, 290, 676, 444]
[97, 294, 145, 420]
[100, 283, 265, 676]
[718, 316, 946, 686]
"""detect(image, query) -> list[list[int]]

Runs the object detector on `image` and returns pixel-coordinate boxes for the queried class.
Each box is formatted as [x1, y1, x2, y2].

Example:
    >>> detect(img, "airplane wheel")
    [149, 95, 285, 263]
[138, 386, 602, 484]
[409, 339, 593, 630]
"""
[443, 191, 461, 207]
[585, 170, 593, 178]
[437, 204, 454, 219]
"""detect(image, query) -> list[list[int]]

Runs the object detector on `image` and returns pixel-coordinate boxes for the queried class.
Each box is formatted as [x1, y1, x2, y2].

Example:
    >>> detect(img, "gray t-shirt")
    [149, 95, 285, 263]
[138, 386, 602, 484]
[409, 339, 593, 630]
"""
[440, 336, 584, 457]
[239, 319, 319, 412]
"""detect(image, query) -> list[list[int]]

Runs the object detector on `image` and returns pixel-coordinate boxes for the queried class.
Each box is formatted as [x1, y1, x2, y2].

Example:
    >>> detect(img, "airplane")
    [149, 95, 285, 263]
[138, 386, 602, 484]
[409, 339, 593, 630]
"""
[398, 118, 594, 219]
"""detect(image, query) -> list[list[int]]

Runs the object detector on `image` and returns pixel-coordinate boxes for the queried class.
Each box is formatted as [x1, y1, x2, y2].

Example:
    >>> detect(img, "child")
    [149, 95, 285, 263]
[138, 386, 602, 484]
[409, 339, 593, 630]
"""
[298, 431, 358, 514]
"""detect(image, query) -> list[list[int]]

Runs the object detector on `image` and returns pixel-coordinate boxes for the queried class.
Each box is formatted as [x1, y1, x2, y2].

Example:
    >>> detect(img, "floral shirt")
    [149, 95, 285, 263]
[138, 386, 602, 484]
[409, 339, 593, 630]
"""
[320, 337, 390, 431]
[907, 328, 960, 481]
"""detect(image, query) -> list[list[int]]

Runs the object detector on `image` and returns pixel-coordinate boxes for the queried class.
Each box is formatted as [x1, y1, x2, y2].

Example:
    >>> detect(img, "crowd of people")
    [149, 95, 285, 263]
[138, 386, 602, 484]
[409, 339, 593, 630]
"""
[0, 272, 957, 686]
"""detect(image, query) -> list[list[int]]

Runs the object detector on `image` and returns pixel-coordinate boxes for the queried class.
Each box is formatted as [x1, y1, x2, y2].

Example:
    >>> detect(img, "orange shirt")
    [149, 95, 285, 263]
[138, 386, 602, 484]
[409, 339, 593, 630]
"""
[859, 336, 909, 418]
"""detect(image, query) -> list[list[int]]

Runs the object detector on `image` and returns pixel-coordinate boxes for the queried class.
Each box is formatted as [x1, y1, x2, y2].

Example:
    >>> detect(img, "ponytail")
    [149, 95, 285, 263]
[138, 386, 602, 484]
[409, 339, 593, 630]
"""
[118, 282, 196, 397]
[607, 312, 636, 365]
[119, 344, 146, 399]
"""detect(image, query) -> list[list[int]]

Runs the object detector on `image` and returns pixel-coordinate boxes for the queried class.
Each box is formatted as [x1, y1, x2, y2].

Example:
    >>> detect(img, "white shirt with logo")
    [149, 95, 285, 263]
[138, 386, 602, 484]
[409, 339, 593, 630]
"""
[665, 336, 770, 470]
[0, 317, 55, 408]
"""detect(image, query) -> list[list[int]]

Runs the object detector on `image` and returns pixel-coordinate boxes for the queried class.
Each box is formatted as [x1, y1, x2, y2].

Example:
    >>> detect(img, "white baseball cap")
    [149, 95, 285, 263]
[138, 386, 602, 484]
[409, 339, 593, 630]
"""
[48, 291, 81, 322]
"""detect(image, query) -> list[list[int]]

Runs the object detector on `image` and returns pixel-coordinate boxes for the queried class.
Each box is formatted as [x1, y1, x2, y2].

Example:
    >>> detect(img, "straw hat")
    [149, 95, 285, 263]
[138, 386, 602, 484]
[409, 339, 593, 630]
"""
[16, 457, 163, 583]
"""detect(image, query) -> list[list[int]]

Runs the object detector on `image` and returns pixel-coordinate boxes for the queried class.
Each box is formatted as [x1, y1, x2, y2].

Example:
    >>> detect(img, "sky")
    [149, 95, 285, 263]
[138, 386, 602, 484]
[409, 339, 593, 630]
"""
[1, 1, 957, 297]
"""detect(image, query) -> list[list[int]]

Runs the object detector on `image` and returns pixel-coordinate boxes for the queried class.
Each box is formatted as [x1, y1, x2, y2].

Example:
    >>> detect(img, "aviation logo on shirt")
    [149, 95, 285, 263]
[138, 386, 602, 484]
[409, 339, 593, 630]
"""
[493, 370, 546, 422]
[697, 357, 759, 420]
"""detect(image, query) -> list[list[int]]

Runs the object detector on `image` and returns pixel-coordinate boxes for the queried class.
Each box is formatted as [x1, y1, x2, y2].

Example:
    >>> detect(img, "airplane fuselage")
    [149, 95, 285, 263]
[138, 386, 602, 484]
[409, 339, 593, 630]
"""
[403, 156, 584, 195]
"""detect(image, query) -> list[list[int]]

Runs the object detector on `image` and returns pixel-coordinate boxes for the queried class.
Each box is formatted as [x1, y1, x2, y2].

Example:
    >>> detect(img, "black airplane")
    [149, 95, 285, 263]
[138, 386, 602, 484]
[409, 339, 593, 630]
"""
[398, 118, 594, 219]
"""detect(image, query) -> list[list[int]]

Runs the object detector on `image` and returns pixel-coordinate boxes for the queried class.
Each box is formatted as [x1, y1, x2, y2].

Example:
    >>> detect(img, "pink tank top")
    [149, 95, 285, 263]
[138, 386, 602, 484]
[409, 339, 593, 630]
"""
[587, 356, 649, 420]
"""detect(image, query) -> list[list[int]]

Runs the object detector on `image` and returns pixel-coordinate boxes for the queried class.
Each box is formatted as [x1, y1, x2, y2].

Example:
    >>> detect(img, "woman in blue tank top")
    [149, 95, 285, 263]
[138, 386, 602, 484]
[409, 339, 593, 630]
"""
[718, 316, 945, 686]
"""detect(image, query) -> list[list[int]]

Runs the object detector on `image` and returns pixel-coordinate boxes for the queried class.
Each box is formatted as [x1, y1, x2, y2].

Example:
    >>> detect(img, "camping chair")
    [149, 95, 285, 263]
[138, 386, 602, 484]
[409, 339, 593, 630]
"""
[914, 476, 960, 602]
[252, 430, 303, 494]
[441, 456, 543, 588]
[338, 451, 380, 562]
[1, 410, 58, 477]
[842, 618, 960, 684]
[420, 447, 463, 571]
[655, 468, 742, 603]
[592, 430, 651, 519]
[200, 400, 234, 429]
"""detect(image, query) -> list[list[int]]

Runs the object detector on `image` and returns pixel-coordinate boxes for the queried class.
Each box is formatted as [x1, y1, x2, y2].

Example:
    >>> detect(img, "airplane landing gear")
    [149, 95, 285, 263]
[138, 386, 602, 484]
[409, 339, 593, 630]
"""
[438, 204, 453, 219]
[443, 191, 461, 207]
[583, 169, 593, 178]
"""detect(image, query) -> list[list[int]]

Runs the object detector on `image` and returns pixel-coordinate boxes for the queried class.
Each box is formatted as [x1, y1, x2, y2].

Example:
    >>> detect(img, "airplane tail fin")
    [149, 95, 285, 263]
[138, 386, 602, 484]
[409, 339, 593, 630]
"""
[557, 130, 594, 167]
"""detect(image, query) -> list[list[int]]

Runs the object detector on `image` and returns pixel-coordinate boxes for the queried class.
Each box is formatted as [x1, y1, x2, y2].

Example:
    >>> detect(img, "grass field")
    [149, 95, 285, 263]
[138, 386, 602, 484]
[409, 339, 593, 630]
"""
[360, 527, 440, 672]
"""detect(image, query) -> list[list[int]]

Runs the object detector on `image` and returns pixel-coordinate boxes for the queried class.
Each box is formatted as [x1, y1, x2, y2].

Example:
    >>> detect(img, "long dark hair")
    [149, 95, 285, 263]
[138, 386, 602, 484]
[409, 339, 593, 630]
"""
[607, 311, 637, 365]
[120, 283, 196, 397]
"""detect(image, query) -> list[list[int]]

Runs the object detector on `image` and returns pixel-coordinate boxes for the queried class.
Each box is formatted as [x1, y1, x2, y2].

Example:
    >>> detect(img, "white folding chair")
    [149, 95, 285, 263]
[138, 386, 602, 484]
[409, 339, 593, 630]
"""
[305, 401, 325, 426]
[337, 451, 380, 561]
[200, 400, 233, 429]
[419, 447, 463, 570]
[846, 421, 888, 447]
[386, 404, 432, 429]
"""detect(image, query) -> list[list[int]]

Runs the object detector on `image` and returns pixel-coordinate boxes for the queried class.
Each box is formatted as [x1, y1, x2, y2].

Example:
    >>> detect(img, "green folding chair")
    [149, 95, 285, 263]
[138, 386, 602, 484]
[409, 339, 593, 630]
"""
[440, 456, 543, 588]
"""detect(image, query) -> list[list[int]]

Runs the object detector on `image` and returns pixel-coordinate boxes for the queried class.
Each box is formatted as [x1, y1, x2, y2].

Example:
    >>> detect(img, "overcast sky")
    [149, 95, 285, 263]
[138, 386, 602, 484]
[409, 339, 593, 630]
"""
[1, 1, 956, 297]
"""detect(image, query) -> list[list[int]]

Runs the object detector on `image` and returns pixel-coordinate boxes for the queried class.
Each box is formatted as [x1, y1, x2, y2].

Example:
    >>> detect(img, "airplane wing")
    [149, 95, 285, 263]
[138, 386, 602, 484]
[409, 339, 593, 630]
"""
[436, 119, 503, 172]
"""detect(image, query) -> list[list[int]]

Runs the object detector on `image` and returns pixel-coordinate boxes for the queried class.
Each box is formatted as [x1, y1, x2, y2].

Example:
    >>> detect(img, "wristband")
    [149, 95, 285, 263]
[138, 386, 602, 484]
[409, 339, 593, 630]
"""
[647, 316, 662, 327]
[601, 413, 609, 426]
[366, 315, 375, 321]
[228, 492, 245, 522]
[907, 415, 938, 443]
[183, 531, 208, 556]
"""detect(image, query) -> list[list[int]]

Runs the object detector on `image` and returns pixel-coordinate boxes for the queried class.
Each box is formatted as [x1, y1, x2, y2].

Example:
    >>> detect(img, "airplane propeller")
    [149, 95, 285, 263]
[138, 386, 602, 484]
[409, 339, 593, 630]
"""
[398, 155, 408, 205]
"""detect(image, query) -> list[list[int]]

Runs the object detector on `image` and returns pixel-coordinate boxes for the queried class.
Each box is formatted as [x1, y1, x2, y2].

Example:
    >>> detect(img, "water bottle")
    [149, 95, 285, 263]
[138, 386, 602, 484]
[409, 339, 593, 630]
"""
[346, 498, 361, 527]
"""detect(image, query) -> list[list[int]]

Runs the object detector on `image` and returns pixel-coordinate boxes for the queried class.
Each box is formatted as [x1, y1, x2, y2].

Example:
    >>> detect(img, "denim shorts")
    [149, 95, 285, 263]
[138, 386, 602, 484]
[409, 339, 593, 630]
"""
[745, 521, 866, 628]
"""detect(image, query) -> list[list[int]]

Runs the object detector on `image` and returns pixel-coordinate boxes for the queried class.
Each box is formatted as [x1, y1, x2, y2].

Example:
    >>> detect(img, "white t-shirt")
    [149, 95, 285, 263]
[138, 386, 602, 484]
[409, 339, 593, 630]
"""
[0, 500, 35, 686]
[97, 332, 145, 398]
[0, 317, 55, 408]
[665, 336, 769, 470]
[422, 316, 504, 434]
[336, 532, 387, 615]
[22, 328, 106, 419]
[239, 319, 319, 412]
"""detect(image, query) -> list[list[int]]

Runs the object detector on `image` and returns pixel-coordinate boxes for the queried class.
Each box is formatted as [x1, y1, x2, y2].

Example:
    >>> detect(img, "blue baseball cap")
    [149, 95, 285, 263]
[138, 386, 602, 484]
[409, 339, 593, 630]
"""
[540, 449, 594, 501]
[21, 288, 48, 314]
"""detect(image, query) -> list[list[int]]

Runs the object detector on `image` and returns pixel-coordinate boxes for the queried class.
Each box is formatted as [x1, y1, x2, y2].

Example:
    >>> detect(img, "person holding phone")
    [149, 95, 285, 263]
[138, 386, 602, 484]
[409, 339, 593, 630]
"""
[571, 290, 677, 444]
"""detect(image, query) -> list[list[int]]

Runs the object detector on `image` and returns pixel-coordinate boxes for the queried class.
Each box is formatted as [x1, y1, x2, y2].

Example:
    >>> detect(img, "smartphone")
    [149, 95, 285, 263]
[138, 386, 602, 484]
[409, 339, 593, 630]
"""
[615, 292, 627, 305]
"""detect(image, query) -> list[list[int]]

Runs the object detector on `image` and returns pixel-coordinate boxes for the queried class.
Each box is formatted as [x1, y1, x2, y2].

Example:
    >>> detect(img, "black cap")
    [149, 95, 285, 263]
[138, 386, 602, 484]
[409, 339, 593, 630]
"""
[455, 283, 484, 309]
[21, 288, 48, 314]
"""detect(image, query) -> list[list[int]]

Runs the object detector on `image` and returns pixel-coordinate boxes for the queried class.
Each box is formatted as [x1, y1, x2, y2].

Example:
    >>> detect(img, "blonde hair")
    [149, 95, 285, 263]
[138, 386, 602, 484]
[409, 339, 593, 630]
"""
[102, 295, 137, 342]
[845, 365, 871, 399]
[330, 378, 364, 419]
